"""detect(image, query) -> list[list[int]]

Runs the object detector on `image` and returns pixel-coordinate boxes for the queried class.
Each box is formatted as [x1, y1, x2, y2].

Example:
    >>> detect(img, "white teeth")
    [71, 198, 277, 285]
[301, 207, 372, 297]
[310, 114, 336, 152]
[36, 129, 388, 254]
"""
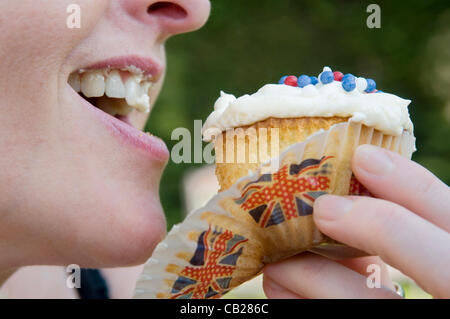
[68, 73, 81, 92]
[125, 76, 140, 107]
[70, 68, 154, 114]
[81, 71, 105, 97]
[105, 70, 126, 98]
[135, 92, 151, 113]
[139, 82, 152, 112]
[125, 76, 151, 113]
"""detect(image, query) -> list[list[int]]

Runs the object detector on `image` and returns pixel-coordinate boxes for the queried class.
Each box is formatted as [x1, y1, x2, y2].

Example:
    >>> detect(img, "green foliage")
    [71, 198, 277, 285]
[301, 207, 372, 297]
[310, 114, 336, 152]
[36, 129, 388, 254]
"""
[146, 0, 450, 228]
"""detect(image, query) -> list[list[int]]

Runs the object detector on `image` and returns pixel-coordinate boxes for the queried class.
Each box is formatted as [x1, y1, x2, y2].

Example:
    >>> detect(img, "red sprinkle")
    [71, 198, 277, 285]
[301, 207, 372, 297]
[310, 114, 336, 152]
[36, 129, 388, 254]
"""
[370, 89, 378, 93]
[333, 71, 344, 81]
[284, 75, 298, 87]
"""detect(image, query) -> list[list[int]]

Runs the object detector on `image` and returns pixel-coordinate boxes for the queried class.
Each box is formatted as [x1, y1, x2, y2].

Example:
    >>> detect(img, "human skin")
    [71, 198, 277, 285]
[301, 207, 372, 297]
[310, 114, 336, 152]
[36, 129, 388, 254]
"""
[0, 0, 210, 285]
[263, 145, 450, 298]
[0, 265, 143, 298]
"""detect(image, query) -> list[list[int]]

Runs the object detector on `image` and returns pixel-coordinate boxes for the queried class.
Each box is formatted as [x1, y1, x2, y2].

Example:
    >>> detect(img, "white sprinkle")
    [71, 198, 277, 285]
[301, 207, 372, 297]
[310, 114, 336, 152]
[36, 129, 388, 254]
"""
[356, 77, 368, 92]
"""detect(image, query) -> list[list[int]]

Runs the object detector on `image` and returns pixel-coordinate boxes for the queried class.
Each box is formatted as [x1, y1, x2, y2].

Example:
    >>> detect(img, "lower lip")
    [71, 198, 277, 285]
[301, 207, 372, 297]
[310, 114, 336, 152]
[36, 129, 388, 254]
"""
[75, 88, 169, 162]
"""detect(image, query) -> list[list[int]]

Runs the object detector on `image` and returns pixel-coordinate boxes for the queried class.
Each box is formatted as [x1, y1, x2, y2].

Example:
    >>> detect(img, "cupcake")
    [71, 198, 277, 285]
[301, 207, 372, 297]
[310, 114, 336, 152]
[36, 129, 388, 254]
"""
[203, 67, 414, 192]
[135, 67, 415, 299]
[201, 66, 415, 261]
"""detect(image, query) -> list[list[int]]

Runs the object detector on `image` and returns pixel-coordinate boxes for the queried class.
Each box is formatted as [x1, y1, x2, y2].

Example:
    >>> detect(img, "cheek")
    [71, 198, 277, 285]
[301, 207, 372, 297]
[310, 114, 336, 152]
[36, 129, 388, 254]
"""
[0, 0, 111, 143]
[0, 0, 109, 61]
[63, 0, 111, 42]
[47, 0, 111, 65]
[0, 0, 111, 116]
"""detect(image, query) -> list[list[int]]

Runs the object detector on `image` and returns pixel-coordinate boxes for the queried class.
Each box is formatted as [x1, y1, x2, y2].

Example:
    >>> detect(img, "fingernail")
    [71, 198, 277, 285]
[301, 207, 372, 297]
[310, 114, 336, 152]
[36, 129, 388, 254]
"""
[354, 145, 394, 176]
[314, 195, 353, 221]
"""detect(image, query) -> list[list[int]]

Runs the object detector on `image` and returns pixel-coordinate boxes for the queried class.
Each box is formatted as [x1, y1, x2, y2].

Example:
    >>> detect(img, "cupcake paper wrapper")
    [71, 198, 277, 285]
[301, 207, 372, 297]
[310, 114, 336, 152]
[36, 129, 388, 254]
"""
[134, 121, 416, 299]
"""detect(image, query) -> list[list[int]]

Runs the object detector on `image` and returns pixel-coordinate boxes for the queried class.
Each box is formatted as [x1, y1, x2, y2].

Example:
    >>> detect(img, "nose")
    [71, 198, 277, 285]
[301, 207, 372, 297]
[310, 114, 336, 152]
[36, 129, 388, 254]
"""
[120, 0, 211, 40]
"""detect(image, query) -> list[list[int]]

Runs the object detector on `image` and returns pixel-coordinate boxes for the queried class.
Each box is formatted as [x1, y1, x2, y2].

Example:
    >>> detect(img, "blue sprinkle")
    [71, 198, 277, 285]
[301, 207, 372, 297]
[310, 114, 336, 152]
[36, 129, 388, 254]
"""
[365, 78, 376, 93]
[297, 75, 311, 88]
[310, 76, 319, 85]
[342, 74, 356, 92]
[278, 76, 288, 84]
[377, 90, 383, 93]
[320, 71, 334, 84]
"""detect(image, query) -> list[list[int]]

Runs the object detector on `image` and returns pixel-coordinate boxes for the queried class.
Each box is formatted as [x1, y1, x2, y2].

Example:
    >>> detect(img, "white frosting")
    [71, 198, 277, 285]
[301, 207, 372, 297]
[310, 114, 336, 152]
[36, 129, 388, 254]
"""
[202, 81, 413, 141]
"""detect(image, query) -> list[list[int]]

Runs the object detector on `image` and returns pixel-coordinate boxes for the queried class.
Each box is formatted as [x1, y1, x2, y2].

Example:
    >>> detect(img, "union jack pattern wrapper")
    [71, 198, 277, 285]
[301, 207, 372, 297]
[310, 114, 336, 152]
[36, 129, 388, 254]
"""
[134, 121, 415, 299]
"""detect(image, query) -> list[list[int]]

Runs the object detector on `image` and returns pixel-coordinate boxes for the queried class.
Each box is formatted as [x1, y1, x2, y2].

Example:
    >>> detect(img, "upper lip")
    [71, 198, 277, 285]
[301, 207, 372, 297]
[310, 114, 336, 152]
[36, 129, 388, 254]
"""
[78, 55, 164, 81]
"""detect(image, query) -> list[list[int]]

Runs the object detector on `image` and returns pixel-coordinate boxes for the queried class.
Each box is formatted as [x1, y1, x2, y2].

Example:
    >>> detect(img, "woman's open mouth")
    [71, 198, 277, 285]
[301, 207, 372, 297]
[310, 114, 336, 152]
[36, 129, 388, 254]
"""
[69, 65, 153, 118]
[67, 57, 169, 161]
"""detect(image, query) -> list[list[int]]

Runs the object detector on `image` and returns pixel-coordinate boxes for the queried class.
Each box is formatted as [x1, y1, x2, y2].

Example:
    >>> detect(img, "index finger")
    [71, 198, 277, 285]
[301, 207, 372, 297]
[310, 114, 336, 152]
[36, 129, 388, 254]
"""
[353, 145, 450, 232]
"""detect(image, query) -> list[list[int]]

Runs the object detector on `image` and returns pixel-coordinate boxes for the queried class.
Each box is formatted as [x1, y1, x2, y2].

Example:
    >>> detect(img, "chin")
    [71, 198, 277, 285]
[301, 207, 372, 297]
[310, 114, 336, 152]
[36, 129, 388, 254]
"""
[108, 198, 167, 267]
[76, 185, 167, 268]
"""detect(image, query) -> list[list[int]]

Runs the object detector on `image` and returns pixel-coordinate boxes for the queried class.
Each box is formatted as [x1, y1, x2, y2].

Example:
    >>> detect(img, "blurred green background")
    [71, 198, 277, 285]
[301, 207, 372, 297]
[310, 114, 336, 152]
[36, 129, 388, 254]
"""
[146, 0, 450, 229]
